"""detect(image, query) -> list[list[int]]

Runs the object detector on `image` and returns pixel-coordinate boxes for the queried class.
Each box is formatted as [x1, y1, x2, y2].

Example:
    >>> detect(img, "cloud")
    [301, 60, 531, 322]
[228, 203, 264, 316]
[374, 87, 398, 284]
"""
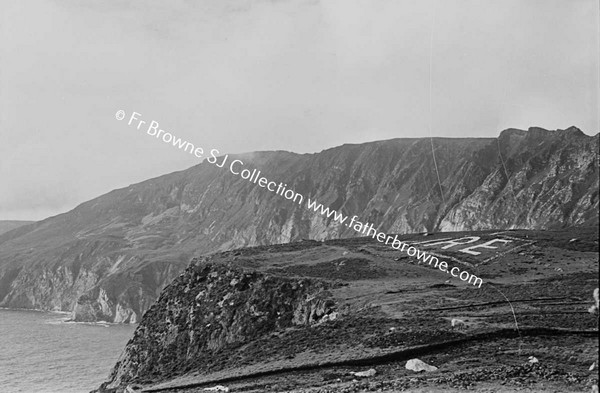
[0, 0, 597, 220]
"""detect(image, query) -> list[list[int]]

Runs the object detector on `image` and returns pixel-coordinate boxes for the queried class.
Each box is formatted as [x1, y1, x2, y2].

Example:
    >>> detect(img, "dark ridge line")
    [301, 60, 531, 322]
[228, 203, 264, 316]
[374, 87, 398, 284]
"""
[142, 327, 598, 392]
[530, 302, 590, 307]
[421, 297, 583, 311]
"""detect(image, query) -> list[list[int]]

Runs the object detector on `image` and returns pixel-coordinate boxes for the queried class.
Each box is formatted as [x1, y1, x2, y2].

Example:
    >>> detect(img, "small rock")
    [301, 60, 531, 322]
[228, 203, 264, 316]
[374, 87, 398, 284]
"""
[203, 385, 229, 392]
[528, 356, 539, 364]
[405, 358, 438, 372]
[349, 368, 377, 378]
[589, 361, 596, 371]
[325, 311, 339, 321]
[592, 385, 598, 393]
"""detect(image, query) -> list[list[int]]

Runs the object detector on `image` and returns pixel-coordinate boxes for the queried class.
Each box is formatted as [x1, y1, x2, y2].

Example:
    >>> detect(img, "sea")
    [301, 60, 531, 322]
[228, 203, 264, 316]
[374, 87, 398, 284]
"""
[0, 308, 136, 393]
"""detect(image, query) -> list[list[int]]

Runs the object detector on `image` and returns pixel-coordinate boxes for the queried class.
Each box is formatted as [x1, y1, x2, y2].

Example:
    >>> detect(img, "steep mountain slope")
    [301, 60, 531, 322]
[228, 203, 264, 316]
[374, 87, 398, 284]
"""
[0, 126, 597, 322]
[0, 221, 33, 236]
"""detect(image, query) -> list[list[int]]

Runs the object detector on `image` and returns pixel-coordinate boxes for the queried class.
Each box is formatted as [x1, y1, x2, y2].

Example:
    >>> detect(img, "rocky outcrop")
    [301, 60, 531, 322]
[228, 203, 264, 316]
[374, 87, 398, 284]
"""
[0, 127, 598, 322]
[438, 127, 599, 230]
[72, 288, 139, 323]
[98, 257, 336, 391]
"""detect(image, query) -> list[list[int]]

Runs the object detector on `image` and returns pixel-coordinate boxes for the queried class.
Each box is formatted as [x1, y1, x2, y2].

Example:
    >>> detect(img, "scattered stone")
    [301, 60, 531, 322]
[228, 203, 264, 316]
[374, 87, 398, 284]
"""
[451, 318, 466, 330]
[349, 368, 377, 378]
[405, 358, 438, 372]
[589, 288, 599, 315]
[203, 385, 229, 392]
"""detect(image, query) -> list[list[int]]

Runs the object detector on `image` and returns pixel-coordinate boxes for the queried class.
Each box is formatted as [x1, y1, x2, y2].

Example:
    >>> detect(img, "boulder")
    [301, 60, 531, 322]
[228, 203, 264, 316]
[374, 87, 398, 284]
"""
[405, 358, 438, 372]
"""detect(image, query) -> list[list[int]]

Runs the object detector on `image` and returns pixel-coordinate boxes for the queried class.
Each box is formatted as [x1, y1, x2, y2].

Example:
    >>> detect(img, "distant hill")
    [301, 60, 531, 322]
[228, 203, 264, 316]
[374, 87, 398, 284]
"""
[0, 126, 597, 322]
[0, 221, 34, 236]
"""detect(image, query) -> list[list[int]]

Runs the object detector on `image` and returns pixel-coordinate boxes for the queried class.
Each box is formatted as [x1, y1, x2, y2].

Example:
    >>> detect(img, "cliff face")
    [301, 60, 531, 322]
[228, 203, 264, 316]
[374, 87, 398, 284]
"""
[0, 127, 597, 322]
[101, 257, 337, 390]
[438, 128, 599, 230]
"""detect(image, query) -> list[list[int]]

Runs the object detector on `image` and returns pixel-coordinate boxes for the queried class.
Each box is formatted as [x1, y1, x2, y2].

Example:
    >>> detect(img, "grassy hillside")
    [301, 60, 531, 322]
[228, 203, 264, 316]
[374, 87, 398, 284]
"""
[0, 220, 34, 236]
[96, 226, 599, 393]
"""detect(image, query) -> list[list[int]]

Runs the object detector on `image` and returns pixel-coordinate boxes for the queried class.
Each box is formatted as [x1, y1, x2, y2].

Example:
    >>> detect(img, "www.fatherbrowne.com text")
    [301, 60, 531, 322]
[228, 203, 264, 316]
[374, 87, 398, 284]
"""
[118, 110, 483, 288]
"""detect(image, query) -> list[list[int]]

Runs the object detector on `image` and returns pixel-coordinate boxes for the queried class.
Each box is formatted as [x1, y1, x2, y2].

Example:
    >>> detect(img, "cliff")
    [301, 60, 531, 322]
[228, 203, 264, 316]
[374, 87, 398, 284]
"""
[0, 126, 598, 322]
[101, 255, 337, 390]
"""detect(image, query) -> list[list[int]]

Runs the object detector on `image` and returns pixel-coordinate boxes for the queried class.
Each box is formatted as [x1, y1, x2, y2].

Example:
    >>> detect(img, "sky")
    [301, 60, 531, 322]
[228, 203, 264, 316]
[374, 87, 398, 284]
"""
[0, 0, 598, 221]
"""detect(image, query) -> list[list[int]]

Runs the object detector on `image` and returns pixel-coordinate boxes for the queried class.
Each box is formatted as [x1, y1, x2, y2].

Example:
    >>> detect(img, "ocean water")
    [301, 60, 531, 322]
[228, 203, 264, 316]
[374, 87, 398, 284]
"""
[0, 309, 136, 393]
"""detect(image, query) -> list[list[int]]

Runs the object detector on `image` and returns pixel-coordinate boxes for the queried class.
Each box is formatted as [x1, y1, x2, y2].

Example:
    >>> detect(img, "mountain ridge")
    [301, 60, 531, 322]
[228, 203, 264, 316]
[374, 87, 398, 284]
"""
[0, 126, 597, 322]
[0, 221, 34, 236]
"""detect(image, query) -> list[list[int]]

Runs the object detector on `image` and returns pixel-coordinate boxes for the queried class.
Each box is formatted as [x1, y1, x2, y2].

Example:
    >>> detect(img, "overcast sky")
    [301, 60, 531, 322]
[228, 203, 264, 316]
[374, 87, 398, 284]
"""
[1, 0, 598, 221]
